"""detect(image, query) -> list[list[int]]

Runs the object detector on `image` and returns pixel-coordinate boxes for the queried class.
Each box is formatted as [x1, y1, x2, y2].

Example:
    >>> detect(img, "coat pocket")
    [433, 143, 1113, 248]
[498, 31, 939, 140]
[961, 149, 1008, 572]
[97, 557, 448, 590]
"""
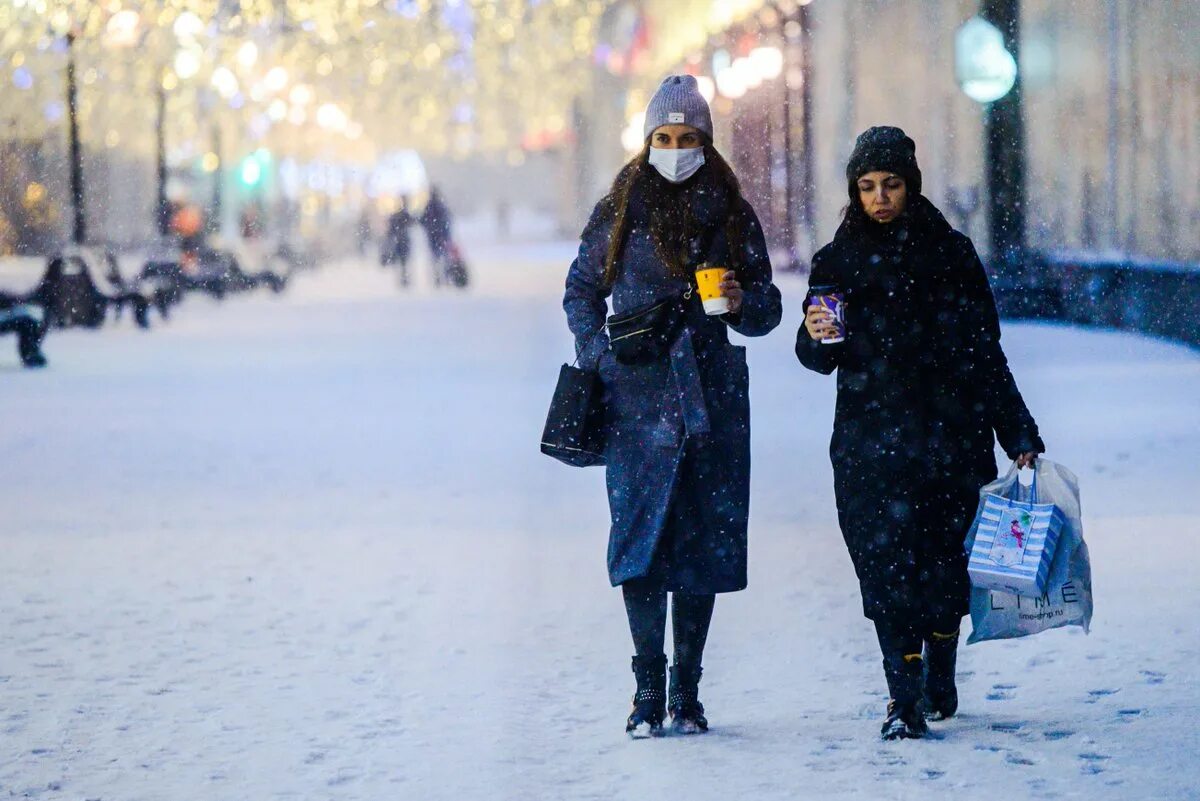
[599, 353, 671, 428]
[701, 344, 750, 437]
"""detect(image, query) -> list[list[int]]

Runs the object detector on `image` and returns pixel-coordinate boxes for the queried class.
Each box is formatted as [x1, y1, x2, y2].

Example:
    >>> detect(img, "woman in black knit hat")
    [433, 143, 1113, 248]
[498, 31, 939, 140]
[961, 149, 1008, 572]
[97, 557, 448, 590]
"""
[796, 126, 1044, 740]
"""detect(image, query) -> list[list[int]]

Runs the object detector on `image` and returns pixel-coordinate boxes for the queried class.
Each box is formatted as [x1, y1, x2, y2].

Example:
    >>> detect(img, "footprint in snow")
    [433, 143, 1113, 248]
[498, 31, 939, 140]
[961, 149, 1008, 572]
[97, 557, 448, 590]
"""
[1085, 688, 1119, 703]
[922, 769, 945, 780]
[1116, 708, 1145, 720]
[1006, 752, 1036, 766]
[1078, 752, 1111, 774]
[987, 684, 1016, 701]
[1139, 670, 1165, 685]
[1043, 729, 1075, 740]
[871, 753, 906, 768]
[991, 721, 1024, 733]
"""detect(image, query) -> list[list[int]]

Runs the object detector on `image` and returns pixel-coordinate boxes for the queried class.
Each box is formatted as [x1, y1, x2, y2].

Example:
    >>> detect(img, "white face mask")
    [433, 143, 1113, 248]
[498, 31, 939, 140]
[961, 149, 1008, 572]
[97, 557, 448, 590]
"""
[648, 145, 705, 184]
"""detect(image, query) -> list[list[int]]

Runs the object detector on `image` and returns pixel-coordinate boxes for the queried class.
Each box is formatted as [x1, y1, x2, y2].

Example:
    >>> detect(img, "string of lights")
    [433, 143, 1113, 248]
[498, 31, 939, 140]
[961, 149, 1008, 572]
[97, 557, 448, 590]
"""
[0, 0, 611, 165]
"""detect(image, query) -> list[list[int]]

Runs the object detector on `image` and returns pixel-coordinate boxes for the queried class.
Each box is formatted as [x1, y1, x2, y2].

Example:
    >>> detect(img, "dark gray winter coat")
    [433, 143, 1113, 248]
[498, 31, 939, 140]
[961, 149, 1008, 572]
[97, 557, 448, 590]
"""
[796, 194, 1043, 625]
[564, 168, 782, 593]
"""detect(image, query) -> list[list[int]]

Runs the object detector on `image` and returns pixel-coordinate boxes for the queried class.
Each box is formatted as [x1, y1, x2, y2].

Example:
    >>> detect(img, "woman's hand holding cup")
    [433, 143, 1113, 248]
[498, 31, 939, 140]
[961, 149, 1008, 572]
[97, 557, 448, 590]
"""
[805, 303, 838, 341]
[695, 265, 740, 316]
[805, 287, 846, 343]
[720, 270, 743, 315]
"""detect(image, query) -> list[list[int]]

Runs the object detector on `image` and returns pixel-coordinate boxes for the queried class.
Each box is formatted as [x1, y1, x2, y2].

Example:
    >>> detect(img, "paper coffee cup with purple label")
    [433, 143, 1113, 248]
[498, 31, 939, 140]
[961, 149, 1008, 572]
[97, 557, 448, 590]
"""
[809, 285, 846, 344]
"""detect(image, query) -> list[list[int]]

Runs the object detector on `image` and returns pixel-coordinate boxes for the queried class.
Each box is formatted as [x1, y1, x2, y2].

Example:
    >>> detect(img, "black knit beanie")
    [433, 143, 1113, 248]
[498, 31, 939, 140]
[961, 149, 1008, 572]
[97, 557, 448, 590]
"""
[846, 126, 922, 199]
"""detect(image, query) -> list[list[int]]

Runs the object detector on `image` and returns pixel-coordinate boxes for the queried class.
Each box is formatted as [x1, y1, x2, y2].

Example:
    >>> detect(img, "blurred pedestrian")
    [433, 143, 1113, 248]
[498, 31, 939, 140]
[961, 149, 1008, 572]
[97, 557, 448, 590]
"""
[239, 204, 264, 241]
[355, 208, 373, 257]
[420, 187, 453, 286]
[496, 198, 511, 241]
[238, 204, 268, 273]
[381, 198, 414, 286]
[563, 74, 782, 737]
[171, 203, 206, 253]
[796, 126, 1045, 740]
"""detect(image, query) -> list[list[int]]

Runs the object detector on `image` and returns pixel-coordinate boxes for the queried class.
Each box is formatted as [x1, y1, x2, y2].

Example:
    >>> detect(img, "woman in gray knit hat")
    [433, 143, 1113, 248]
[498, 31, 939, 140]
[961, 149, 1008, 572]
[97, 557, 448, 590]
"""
[563, 75, 782, 737]
[797, 126, 1044, 740]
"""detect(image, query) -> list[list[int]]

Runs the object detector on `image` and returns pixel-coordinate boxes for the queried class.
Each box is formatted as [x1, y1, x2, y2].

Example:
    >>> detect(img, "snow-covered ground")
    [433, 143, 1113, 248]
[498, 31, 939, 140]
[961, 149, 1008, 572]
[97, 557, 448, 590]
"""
[1, 245, 1197, 800]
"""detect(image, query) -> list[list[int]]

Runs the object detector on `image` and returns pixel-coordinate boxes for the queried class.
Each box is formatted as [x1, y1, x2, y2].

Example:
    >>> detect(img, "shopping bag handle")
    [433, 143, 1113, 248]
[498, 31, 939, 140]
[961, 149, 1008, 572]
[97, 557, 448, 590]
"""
[1002, 459, 1039, 504]
[1016, 459, 1041, 504]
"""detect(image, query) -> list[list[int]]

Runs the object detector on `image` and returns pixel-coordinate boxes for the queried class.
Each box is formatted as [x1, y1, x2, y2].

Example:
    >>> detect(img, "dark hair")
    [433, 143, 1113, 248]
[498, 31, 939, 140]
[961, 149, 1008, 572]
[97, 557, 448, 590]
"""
[596, 138, 746, 287]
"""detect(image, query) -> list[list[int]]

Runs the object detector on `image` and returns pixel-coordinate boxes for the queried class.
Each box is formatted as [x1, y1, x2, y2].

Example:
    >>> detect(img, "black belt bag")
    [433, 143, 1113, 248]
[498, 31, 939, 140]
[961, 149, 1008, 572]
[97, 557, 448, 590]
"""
[605, 288, 691, 365]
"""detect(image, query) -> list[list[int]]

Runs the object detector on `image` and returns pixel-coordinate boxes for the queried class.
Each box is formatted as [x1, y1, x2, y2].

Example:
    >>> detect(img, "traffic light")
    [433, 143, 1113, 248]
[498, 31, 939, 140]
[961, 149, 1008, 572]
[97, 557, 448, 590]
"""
[237, 149, 271, 189]
[239, 156, 262, 187]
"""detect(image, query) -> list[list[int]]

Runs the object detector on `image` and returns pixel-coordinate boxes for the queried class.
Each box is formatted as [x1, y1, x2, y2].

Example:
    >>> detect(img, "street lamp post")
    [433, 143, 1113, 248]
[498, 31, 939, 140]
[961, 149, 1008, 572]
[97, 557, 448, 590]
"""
[980, 0, 1027, 283]
[65, 32, 87, 245]
[58, 17, 148, 246]
[156, 80, 169, 237]
[210, 124, 223, 234]
[783, 0, 815, 271]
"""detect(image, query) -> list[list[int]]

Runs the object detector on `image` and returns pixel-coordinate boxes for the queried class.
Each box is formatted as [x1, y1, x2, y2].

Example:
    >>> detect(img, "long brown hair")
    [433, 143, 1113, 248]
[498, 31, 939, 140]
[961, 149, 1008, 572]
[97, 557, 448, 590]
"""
[596, 138, 747, 287]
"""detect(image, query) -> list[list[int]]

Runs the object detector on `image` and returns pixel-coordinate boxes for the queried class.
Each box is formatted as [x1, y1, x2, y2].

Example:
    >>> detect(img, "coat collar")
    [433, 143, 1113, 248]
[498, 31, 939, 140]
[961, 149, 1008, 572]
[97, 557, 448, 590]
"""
[829, 194, 956, 288]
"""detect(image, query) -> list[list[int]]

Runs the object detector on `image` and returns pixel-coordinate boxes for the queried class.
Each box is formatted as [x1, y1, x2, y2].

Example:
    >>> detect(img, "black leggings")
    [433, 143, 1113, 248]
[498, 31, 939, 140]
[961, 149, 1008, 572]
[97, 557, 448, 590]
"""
[622, 577, 715, 666]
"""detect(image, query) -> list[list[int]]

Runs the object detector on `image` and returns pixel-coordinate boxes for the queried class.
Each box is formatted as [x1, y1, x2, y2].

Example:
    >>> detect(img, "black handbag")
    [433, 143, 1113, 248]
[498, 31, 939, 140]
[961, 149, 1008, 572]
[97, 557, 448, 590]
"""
[540, 356, 606, 468]
[605, 288, 691, 365]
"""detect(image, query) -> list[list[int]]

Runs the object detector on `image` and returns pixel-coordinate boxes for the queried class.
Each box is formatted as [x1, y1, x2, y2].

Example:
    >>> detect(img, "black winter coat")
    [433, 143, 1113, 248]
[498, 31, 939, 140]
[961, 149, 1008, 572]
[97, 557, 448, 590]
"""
[796, 195, 1044, 626]
[421, 197, 452, 255]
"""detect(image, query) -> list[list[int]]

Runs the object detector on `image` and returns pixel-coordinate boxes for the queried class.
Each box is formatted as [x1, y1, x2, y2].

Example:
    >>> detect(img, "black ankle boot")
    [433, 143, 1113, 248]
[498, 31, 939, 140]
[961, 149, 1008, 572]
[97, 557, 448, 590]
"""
[923, 629, 960, 720]
[668, 663, 707, 734]
[881, 653, 927, 740]
[626, 655, 666, 738]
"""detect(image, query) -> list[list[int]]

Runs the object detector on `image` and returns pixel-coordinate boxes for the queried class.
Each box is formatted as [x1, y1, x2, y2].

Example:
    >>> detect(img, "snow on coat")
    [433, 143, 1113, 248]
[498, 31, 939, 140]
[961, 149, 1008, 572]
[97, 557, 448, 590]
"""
[564, 167, 782, 593]
[796, 194, 1044, 626]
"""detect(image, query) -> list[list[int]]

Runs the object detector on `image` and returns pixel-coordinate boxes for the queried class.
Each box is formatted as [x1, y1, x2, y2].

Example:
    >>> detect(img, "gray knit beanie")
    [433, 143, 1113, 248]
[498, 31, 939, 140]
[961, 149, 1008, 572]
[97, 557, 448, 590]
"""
[643, 75, 713, 141]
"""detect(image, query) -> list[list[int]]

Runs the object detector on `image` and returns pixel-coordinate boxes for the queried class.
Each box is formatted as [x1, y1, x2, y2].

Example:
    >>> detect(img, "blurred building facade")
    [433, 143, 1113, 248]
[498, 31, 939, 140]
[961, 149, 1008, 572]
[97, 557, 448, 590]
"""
[1, 1, 1195, 267]
[579, 0, 1199, 268]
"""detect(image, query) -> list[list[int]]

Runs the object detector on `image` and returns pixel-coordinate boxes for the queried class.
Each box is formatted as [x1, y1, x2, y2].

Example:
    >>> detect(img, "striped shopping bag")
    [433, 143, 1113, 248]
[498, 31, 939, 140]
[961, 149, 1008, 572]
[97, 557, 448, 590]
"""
[967, 467, 1066, 597]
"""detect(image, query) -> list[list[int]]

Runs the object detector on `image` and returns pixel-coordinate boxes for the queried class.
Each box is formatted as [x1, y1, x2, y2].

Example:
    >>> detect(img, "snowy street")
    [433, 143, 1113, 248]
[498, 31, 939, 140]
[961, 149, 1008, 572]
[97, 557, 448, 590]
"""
[2, 247, 1198, 800]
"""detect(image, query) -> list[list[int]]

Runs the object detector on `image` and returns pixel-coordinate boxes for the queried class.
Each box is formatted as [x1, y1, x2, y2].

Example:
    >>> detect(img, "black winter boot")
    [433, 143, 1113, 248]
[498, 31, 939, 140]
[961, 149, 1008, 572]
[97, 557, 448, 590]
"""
[668, 663, 708, 734]
[626, 655, 666, 738]
[923, 628, 960, 720]
[881, 653, 928, 740]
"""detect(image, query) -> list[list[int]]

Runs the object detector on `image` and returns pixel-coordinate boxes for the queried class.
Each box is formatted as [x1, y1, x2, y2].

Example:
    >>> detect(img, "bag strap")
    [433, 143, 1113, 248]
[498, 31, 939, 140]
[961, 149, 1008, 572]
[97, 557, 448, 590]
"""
[572, 327, 603, 368]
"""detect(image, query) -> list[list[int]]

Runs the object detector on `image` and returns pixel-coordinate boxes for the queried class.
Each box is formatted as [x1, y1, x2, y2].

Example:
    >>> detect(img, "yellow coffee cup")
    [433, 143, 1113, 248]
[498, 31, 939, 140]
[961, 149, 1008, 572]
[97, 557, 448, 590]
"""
[695, 265, 729, 315]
